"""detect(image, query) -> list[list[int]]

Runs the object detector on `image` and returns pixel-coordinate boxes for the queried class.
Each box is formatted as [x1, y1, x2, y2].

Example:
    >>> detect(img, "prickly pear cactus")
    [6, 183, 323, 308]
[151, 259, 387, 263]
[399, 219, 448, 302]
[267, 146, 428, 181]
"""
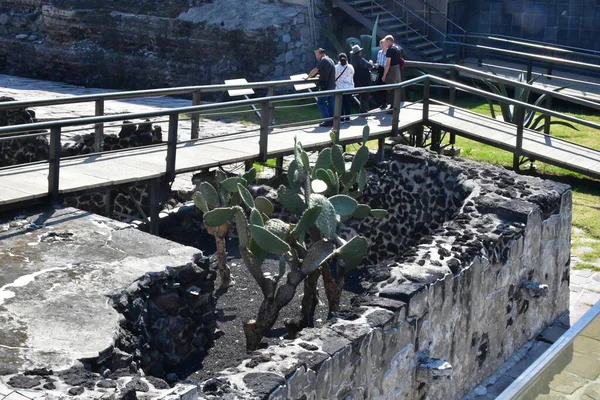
[192, 168, 257, 288]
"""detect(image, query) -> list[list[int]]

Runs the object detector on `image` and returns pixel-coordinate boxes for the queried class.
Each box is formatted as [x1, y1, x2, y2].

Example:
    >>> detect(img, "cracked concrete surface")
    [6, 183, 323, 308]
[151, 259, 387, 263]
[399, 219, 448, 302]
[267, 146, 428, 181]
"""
[0, 207, 200, 373]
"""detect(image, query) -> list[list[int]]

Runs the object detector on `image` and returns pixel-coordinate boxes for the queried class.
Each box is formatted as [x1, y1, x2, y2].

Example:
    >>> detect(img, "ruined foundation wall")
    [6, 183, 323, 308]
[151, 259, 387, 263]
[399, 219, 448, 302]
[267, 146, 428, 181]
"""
[201, 146, 571, 400]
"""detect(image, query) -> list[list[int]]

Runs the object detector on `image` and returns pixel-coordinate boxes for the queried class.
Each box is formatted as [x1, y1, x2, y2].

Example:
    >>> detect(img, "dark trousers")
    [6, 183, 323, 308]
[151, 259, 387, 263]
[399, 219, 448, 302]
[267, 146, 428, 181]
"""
[376, 66, 387, 107]
[342, 94, 352, 118]
[358, 92, 370, 114]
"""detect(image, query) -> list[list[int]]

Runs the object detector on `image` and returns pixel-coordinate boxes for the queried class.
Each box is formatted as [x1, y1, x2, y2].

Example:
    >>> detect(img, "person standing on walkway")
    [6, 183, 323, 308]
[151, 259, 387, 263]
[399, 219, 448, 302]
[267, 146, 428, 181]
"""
[350, 44, 374, 115]
[305, 48, 336, 127]
[374, 38, 389, 109]
[382, 35, 404, 108]
[335, 53, 355, 123]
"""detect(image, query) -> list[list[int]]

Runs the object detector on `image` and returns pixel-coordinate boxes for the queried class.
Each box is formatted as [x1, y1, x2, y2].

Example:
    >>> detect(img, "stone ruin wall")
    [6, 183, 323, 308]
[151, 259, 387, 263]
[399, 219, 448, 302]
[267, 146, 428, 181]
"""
[0, 0, 329, 90]
[199, 146, 571, 400]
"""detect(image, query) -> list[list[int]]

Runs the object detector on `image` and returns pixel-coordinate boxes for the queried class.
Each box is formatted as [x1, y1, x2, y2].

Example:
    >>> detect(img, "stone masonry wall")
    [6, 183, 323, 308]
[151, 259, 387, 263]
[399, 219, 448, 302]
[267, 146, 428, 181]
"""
[198, 145, 571, 400]
[0, 0, 330, 90]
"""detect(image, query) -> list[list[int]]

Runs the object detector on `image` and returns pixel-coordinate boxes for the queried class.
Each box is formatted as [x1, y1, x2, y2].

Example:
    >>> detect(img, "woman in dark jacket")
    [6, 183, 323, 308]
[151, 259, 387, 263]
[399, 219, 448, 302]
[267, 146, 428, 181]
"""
[350, 45, 374, 114]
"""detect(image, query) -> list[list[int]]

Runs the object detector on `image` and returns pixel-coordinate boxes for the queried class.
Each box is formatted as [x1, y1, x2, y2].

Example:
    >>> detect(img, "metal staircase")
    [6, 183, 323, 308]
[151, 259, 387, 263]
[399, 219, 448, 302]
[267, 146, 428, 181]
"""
[332, 0, 466, 62]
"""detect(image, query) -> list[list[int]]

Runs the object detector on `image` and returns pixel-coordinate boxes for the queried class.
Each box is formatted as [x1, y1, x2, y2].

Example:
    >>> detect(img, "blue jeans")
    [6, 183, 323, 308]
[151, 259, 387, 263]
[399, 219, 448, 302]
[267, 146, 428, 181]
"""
[317, 95, 335, 121]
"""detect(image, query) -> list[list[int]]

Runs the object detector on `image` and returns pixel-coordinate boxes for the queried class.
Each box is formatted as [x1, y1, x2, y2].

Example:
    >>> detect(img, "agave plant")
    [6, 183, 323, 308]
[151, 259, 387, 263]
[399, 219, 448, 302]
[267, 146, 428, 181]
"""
[193, 126, 387, 351]
[192, 168, 257, 288]
[315, 16, 380, 60]
[481, 71, 578, 132]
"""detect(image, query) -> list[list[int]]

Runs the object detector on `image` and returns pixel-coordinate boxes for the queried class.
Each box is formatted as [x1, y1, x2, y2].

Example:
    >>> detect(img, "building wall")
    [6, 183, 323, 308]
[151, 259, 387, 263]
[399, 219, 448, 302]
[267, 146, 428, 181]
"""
[456, 0, 599, 50]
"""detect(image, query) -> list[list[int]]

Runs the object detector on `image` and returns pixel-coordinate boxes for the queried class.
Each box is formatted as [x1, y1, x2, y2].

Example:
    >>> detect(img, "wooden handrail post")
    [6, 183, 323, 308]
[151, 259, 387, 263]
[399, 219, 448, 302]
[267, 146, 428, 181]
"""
[166, 113, 178, 183]
[391, 87, 402, 136]
[547, 51, 554, 79]
[259, 101, 271, 162]
[544, 95, 552, 136]
[449, 69, 457, 146]
[191, 90, 201, 139]
[422, 78, 430, 124]
[332, 93, 343, 140]
[526, 59, 533, 82]
[513, 105, 525, 172]
[94, 99, 104, 152]
[48, 126, 61, 202]
[267, 85, 275, 125]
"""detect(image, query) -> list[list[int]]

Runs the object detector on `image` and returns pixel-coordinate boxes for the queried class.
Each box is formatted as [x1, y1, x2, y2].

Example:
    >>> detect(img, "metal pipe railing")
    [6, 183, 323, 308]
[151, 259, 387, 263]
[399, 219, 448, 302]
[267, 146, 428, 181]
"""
[453, 33, 600, 58]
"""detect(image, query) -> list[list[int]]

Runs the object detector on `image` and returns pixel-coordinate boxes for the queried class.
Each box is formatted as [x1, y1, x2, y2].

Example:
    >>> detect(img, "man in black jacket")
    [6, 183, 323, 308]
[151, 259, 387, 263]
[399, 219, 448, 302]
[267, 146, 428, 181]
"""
[350, 44, 374, 115]
[306, 48, 336, 127]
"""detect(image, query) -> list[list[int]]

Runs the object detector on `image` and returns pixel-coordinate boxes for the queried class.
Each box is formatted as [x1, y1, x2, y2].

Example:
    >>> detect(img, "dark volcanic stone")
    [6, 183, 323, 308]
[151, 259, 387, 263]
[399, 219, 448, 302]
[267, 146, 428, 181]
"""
[68, 386, 85, 396]
[58, 368, 98, 389]
[352, 295, 407, 312]
[146, 376, 169, 389]
[243, 373, 285, 398]
[118, 386, 138, 400]
[43, 382, 56, 390]
[97, 379, 118, 388]
[8, 375, 41, 389]
[379, 281, 425, 303]
[366, 309, 395, 327]
[126, 378, 149, 392]
[24, 367, 52, 376]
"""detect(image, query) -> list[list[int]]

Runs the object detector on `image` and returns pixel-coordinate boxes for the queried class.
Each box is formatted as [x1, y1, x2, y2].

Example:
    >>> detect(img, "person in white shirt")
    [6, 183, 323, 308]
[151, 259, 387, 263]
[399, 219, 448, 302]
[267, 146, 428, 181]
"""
[335, 53, 355, 122]
[374, 39, 388, 109]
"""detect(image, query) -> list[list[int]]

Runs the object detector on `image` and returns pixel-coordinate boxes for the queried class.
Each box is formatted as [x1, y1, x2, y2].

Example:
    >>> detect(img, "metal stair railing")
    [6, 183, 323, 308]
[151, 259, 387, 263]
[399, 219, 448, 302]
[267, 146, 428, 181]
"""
[363, 0, 442, 51]
[399, 0, 466, 38]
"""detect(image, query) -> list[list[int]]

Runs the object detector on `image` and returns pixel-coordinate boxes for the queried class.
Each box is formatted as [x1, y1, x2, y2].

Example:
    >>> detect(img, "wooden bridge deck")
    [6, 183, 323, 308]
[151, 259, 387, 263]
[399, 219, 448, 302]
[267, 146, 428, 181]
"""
[1, 102, 599, 207]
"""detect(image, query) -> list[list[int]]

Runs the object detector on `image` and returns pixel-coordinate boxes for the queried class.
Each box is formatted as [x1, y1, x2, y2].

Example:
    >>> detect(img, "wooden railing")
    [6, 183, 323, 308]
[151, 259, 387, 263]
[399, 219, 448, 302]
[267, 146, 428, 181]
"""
[2, 63, 600, 209]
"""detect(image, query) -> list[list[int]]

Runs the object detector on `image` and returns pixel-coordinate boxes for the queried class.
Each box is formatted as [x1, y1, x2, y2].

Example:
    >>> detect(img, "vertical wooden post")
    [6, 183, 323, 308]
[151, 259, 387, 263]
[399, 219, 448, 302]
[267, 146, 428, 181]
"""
[422, 78, 430, 124]
[513, 105, 525, 172]
[544, 95, 552, 136]
[377, 137, 385, 162]
[267, 86, 275, 125]
[449, 69, 457, 146]
[48, 126, 61, 202]
[94, 99, 104, 152]
[166, 113, 178, 183]
[332, 93, 343, 142]
[391, 87, 402, 137]
[431, 126, 441, 153]
[259, 101, 271, 161]
[547, 51, 554, 79]
[526, 59, 533, 82]
[191, 90, 201, 139]
[275, 157, 284, 176]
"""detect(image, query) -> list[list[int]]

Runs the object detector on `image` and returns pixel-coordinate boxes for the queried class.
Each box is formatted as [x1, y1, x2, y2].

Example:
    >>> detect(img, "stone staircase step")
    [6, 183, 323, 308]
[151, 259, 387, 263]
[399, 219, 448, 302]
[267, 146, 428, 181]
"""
[422, 47, 442, 56]
[414, 41, 437, 50]
[404, 35, 426, 43]
[347, 0, 373, 5]
[381, 22, 410, 31]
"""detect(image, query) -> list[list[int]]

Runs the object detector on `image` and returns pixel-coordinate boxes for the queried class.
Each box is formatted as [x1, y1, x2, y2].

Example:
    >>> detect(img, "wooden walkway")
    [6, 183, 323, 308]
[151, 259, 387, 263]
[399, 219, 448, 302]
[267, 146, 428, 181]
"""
[460, 58, 600, 103]
[1, 102, 599, 207]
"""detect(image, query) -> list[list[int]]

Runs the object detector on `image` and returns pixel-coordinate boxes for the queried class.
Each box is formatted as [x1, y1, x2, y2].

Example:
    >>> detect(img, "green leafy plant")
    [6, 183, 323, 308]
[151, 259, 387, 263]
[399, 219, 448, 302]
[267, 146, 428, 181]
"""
[315, 16, 380, 60]
[193, 126, 387, 351]
[481, 71, 578, 132]
[192, 168, 257, 288]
